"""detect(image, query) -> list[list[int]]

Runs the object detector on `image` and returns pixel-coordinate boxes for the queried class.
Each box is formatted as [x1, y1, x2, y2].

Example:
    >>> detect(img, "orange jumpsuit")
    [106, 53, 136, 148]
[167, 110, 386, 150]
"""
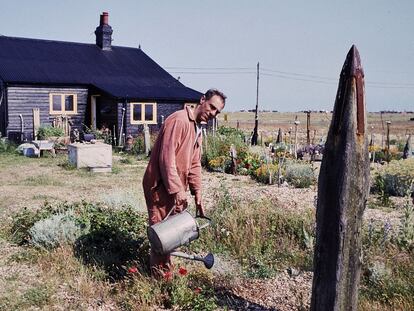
[142, 106, 202, 272]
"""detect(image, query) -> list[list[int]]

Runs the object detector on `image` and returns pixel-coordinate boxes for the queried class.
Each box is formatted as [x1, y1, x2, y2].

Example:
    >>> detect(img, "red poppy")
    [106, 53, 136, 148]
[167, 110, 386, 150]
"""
[164, 271, 173, 281]
[128, 266, 138, 274]
[178, 267, 188, 276]
[194, 287, 202, 294]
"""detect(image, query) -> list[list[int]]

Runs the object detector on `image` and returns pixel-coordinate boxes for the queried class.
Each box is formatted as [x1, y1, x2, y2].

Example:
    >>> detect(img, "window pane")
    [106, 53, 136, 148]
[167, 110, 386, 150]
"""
[52, 95, 61, 111]
[133, 104, 142, 121]
[145, 104, 154, 121]
[65, 95, 74, 111]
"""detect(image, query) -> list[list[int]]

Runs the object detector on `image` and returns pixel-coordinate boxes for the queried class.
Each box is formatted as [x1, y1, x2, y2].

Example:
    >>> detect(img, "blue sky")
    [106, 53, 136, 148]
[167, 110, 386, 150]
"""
[0, 0, 413, 112]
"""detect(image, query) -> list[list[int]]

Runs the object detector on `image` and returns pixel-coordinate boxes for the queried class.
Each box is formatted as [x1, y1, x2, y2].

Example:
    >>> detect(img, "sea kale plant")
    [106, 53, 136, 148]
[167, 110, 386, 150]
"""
[372, 158, 414, 197]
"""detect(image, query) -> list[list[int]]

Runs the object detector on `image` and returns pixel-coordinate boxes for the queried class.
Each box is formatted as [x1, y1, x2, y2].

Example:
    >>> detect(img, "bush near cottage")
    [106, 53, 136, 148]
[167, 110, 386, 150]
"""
[0, 138, 17, 154]
[37, 125, 65, 140]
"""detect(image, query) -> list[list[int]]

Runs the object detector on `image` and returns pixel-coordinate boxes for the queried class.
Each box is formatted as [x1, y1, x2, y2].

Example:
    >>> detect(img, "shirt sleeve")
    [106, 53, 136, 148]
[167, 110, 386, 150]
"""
[159, 118, 185, 194]
[188, 136, 202, 195]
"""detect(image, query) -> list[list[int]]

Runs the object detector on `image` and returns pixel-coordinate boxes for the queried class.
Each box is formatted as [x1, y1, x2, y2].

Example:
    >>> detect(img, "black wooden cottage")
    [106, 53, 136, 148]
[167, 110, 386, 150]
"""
[0, 12, 202, 142]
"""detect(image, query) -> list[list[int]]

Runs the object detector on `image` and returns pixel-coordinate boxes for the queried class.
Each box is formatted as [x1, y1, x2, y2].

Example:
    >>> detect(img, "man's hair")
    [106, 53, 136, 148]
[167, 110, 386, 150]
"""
[204, 88, 226, 104]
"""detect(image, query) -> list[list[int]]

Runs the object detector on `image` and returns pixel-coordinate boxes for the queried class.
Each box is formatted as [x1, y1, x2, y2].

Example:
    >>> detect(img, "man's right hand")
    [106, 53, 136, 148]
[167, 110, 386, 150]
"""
[174, 191, 187, 210]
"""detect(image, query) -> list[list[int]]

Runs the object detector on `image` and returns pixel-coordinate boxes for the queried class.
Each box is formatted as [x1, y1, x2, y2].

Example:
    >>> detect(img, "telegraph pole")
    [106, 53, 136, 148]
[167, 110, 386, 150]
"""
[251, 62, 259, 145]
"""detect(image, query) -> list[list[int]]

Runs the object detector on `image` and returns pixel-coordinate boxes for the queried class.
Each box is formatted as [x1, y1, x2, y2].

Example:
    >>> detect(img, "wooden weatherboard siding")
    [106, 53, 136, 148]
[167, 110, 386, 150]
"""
[0, 81, 6, 136]
[122, 101, 183, 137]
[6, 86, 87, 140]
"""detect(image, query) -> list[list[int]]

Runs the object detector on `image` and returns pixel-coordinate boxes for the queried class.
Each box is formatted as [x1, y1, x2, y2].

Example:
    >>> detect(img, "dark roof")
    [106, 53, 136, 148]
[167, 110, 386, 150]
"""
[0, 36, 202, 101]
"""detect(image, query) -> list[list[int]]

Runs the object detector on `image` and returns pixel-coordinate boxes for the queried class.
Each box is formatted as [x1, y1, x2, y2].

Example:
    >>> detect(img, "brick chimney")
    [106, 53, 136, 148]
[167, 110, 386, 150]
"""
[95, 12, 113, 50]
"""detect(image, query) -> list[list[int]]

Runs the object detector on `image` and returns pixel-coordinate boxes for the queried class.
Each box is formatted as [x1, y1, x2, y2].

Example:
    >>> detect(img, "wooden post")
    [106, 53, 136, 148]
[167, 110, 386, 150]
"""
[32, 108, 40, 140]
[306, 111, 311, 145]
[311, 45, 370, 311]
[385, 120, 391, 163]
[251, 62, 259, 145]
[294, 119, 300, 159]
[143, 124, 151, 155]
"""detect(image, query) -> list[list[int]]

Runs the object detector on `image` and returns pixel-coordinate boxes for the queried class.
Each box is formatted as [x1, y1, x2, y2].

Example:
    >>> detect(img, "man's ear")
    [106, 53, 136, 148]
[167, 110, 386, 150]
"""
[200, 95, 206, 104]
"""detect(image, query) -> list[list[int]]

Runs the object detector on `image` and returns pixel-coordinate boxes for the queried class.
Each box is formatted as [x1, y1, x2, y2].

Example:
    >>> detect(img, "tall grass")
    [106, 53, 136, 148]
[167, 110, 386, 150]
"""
[193, 186, 315, 278]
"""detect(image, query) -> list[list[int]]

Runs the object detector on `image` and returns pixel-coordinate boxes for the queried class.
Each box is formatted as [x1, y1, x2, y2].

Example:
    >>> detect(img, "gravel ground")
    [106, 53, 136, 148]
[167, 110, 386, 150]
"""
[198, 170, 403, 311]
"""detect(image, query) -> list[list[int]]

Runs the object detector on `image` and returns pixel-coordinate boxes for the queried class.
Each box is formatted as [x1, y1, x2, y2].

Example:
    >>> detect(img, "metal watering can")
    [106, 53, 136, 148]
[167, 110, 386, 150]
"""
[147, 208, 214, 269]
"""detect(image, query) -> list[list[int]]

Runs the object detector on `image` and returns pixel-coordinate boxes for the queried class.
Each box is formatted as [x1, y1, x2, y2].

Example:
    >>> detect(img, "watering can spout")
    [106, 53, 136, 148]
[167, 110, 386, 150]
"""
[171, 251, 215, 269]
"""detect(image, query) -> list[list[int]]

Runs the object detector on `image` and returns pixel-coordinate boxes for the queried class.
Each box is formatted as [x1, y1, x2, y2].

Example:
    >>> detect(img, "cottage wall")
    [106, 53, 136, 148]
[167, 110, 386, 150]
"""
[6, 86, 88, 141]
[0, 81, 5, 137]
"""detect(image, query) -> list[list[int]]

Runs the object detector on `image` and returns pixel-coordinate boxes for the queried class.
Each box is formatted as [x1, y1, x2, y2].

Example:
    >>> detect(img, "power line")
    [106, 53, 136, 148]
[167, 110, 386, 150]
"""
[167, 65, 414, 88]
[169, 71, 255, 75]
[165, 66, 254, 70]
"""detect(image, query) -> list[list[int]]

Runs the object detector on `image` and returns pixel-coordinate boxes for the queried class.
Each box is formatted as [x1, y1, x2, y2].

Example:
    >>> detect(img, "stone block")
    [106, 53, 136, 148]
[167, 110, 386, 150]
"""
[68, 142, 112, 171]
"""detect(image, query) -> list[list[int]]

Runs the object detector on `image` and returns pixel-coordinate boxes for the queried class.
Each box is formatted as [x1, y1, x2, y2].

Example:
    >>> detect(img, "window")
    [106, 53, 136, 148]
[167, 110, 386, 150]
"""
[49, 93, 78, 114]
[185, 103, 198, 109]
[130, 102, 157, 124]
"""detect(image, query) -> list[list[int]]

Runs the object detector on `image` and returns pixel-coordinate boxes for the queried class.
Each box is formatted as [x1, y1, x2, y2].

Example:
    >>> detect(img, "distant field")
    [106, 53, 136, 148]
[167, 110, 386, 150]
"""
[217, 112, 414, 145]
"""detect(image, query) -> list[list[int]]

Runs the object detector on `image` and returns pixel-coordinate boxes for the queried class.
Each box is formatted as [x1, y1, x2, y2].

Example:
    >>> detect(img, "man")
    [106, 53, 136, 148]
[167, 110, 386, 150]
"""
[142, 88, 226, 274]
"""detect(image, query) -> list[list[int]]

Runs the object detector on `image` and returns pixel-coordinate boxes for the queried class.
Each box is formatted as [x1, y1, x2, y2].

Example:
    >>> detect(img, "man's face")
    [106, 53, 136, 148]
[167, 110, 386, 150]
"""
[196, 95, 225, 123]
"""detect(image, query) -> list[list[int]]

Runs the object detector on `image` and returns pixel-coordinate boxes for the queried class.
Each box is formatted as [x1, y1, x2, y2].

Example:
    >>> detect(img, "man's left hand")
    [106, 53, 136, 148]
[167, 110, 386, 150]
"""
[195, 191, 205, 217]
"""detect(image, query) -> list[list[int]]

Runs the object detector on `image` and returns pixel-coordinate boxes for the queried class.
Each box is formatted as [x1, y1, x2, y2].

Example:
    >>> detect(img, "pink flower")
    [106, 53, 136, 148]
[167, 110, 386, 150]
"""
[194, 287, 202, 294]
[128, 266, 138, 274]
[178, 267, 188, 276]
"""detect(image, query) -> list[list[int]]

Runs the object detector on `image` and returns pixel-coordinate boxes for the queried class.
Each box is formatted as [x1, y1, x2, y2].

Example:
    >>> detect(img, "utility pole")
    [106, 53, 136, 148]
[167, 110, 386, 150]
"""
[251, 62, 259, 145]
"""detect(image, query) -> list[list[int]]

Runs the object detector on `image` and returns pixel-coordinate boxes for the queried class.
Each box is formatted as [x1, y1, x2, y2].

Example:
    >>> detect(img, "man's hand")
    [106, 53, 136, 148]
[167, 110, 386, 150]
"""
[174, 191, 187, 211]
[194, 191, 205, 217]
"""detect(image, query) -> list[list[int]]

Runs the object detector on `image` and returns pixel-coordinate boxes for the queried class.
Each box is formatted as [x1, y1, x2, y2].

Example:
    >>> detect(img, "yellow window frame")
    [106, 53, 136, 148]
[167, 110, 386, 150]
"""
[49, 93, 78, 115]
[130, 102, 157, 124]
[184, 102, 198, 109]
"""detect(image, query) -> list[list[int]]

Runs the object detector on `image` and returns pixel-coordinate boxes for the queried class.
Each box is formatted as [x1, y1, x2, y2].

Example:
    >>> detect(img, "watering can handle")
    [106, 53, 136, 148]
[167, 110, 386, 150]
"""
[163, 205, 176, 221]
[196, 215, 212, 230]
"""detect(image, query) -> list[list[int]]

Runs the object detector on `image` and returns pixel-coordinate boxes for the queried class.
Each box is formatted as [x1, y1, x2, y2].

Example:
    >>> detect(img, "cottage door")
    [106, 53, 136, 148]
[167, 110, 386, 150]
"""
[95, 97, 118, 139]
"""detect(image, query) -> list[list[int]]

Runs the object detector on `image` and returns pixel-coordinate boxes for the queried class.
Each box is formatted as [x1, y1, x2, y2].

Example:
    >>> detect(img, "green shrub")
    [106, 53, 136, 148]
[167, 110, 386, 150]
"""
[0, 138, 17, 154]
[202, 127, 249, 172]
[37, 126, 65, 140]
[252, 163, 278, 184]
[396, 192, 414, 251]
[29, 211, 88, 249]
[131, 135, 145, 155]
[372, 159, 414, 197]
[285, 162, 315, 188]
[360, 215, 414, 308]
[8, 201, 150, 279]
[9, 206, 55, 245]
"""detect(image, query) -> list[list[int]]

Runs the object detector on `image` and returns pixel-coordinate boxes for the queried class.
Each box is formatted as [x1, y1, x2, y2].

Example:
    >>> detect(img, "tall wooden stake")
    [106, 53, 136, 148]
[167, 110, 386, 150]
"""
[306, 111, 311, 145]
[311, 45, 370, 311]
[251, 62, 259, 145]
[386, 121, 391, 163]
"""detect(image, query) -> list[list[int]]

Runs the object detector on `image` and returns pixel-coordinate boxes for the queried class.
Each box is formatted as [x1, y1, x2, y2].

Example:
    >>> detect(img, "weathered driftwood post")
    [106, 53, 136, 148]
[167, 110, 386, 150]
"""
[311, 45, 370, 311]
[143, 123, 151, 155]
[293, 119, 300, 158]
[385, 120, 391, 163]
[276, 128, 282, 144]
[306, 111, 311, 145]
